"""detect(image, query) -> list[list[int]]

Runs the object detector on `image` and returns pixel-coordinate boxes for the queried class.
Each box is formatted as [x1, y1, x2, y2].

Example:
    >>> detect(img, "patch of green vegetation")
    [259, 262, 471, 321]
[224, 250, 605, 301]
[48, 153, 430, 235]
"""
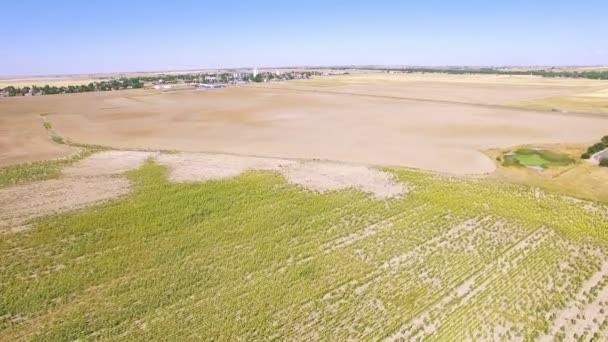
[503, 148, 574, 169]
[159, 149, 179, 154]
[40, 114, 66, 145]
[51, 135, 65, 144]
[513, 153, 548, 167]
[0, 148, 100, 188]
[2, 161, 608, 340]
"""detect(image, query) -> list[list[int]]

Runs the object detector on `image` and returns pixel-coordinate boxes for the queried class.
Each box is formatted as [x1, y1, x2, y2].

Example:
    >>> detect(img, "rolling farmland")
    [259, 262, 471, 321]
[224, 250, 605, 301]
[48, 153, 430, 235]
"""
[4, 0, 608, 339]
[2, 152, 608, 340]
[2, 71, 608, 341]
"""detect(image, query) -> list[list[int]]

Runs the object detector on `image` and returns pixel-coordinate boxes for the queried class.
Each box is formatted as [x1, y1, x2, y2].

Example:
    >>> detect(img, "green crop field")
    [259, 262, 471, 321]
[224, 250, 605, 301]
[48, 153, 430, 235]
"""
[503, 148, 574, 169]
[512, 153, 548, 167]
[2, 160, 608, 340]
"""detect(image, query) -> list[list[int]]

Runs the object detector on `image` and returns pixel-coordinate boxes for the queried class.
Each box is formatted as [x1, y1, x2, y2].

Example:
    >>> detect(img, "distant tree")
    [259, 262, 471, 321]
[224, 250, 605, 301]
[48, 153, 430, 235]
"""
[5, 86, 17, 96]
[602, 135, 608, 145]
[131, 79, 144, 88]
[600, 158, 608, 167]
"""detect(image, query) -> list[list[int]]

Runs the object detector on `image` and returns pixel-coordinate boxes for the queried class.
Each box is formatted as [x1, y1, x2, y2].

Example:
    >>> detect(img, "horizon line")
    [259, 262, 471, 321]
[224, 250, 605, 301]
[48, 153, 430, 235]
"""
[2, 64, 608, 80]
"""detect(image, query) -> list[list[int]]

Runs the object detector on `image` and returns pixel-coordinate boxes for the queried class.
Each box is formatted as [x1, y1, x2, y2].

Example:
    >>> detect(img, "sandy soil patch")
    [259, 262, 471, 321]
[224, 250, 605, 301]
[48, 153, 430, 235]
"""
[63, 150, 156, 177]
[157, 152, 407, 198]
[0, 151, 158, 231]
[0, 176, 130, 231]
[282, 161, 407, 198]
[156, 152, 295, 182]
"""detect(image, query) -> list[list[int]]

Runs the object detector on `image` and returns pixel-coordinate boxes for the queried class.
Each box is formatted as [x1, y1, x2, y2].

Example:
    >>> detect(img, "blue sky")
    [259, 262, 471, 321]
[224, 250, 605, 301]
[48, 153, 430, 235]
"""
[1, 0, 607, 76]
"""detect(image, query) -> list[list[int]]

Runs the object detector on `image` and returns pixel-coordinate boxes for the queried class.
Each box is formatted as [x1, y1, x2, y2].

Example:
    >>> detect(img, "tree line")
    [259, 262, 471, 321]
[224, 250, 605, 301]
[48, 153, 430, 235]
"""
[1, 78, 144, 97]
[386, 67, 608, 80]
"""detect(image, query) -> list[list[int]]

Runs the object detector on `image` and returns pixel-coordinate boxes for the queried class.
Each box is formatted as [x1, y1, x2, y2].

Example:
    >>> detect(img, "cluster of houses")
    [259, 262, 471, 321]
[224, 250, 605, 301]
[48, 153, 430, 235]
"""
[152, 81, 227, 90]
[1, 69, 349, 96]
[152, 69, 326, 91]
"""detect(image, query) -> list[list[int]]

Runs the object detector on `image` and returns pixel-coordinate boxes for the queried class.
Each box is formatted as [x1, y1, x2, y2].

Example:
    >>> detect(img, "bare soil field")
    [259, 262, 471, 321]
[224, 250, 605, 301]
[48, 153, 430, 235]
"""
[0, 110, 74, 165]
[0, 76, 106, 88]
[281, 72, 608, 105]
[1, 73, 607, 174]
[0, 150, 153, 231]
[157, 152, 407, 198]
[0, 176, 130, 232]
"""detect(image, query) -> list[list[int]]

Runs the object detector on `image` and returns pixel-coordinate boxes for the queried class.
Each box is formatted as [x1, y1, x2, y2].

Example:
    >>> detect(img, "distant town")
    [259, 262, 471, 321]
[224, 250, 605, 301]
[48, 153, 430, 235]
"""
[0, 69, 342, 97]
[151, 69, 325, 91]
[3, 66, 608, 98]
